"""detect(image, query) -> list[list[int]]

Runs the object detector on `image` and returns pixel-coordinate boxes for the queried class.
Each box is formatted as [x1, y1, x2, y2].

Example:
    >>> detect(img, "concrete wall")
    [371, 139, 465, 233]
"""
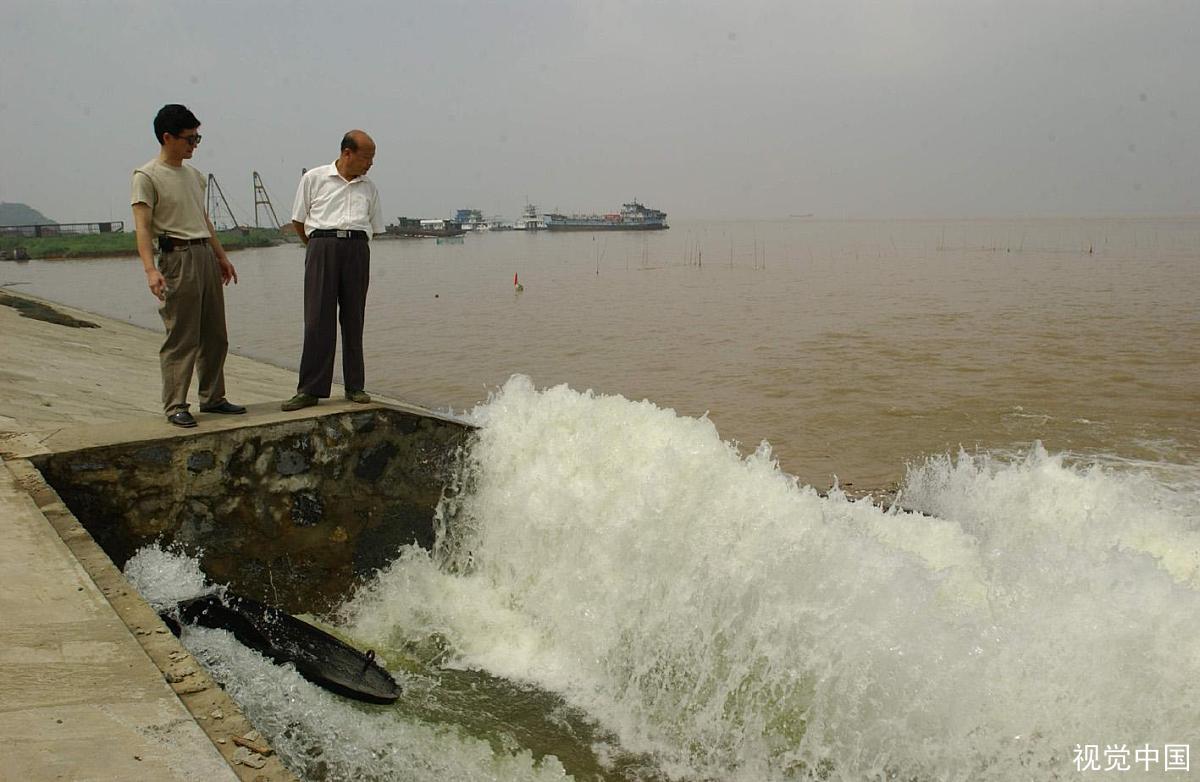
[34, 407, 471, 614]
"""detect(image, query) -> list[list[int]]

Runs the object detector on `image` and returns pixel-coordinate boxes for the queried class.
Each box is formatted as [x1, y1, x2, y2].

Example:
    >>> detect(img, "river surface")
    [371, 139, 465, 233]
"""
[5, 217, 1198, 489]
[9, 217, 1200, 780]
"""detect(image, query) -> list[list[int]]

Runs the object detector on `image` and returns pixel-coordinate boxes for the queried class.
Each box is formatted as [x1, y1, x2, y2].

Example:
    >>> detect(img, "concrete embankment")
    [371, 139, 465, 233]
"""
[0, 290, 458, 781]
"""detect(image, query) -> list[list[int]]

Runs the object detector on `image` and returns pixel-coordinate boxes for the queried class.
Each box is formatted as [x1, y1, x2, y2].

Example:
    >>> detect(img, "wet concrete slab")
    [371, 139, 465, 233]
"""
[0, 458, 244, 781]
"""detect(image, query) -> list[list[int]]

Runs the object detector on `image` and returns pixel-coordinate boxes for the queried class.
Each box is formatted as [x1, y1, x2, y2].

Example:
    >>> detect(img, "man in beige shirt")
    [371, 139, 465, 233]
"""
[131, 104, 244, 428]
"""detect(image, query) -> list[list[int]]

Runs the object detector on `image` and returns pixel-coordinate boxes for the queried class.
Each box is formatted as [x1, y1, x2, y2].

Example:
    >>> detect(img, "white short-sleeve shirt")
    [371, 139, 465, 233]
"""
[291, 162, 383, 236]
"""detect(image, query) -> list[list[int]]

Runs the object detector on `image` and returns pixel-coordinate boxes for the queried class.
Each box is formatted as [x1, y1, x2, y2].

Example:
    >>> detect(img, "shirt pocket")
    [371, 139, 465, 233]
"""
[349, 192, 371, 222]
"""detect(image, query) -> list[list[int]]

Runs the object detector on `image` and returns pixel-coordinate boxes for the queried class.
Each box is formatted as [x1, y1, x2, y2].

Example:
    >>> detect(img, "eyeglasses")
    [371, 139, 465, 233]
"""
[175, 133, 202, 146]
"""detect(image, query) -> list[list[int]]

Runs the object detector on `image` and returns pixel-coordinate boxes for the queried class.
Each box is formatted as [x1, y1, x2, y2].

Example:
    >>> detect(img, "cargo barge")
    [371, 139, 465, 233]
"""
[543, 201, 668, 231]
[384, 217, 465, 238]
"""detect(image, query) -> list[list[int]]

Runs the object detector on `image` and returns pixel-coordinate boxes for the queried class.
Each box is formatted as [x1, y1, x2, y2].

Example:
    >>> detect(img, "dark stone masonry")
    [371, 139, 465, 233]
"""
[34, 407, 472, 614]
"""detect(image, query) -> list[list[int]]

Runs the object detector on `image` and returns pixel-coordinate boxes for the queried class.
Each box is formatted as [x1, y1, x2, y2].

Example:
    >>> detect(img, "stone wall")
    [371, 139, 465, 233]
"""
[34, 408, 472, 613]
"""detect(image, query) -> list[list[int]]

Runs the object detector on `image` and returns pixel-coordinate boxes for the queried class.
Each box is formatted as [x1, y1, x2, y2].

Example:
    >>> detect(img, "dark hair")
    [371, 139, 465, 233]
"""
[153, 104, 201, 144]
[340, 132, 359, 153]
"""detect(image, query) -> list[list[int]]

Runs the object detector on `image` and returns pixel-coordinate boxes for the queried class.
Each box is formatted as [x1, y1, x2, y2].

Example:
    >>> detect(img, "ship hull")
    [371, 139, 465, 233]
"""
[386, 227, 466, 238]
[543, 222, 668, 231]
[385, 218, 465, 238]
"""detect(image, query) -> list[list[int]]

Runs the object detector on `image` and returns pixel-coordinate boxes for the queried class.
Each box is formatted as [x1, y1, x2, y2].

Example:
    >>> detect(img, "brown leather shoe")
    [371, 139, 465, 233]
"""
[345, 389, 371, 404]
[281, 393, 319, 411]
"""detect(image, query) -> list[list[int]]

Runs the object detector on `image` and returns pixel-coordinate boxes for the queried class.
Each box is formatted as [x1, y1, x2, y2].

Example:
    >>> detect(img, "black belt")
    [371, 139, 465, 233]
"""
[309, 229, 368, 240]
[158, 236, 210, 251]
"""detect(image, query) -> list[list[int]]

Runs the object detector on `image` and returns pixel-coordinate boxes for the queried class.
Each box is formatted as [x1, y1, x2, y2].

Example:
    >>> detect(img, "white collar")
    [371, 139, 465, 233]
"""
[328, 160, 364, 183]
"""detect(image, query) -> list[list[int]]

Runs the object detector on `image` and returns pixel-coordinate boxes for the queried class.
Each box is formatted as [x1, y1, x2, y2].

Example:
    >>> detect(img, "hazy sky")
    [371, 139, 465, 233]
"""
[2, 0, 1198, 223]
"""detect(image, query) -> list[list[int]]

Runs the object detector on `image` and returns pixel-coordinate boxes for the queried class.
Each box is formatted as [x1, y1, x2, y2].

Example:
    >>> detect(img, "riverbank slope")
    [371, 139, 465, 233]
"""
[0, 290, 382, 781]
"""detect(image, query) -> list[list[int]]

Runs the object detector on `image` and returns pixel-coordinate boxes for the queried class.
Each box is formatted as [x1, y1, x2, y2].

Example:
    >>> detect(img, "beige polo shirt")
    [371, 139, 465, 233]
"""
[130, 159, 211, 240]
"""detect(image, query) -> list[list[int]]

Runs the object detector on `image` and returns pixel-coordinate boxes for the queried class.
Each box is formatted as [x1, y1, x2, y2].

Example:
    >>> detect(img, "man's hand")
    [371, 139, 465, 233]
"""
[146, 268, 167, 300]
[292, 220, 308, 246]
[205, 215, 238, 285]
[218, 256, 238, 285]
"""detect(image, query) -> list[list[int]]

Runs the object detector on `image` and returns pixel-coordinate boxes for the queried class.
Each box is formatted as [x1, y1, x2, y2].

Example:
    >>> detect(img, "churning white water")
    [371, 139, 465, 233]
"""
[343, 376, 1200, 780]
[128, 376, 1200, 780]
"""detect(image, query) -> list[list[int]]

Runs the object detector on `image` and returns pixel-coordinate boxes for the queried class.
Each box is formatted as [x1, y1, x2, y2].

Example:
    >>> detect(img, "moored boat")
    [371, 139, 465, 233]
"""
[543, 201, 668, 231]
[514, 203, 546, 231]
[455, 209, 489, 231]
[384, 217, 465, 238]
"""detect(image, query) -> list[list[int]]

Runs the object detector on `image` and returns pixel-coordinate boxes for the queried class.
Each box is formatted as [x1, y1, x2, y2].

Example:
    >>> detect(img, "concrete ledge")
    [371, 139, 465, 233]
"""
[0, 458, 290, 781]
[8, 457, 298, 780]
[3, 398, 463, 461]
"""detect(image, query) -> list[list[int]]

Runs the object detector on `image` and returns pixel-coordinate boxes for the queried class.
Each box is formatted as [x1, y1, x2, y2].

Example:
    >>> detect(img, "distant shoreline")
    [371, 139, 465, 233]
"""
[8, 243, 279, 261]
[0, 228, 288, 260]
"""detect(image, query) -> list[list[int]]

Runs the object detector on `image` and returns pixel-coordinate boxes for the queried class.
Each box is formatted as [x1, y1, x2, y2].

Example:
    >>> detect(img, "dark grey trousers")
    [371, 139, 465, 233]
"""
[297, 236, 370, 397]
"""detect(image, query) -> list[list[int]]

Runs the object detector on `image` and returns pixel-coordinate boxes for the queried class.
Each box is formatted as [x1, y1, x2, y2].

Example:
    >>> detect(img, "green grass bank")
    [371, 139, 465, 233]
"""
[0, 228, 289, 259]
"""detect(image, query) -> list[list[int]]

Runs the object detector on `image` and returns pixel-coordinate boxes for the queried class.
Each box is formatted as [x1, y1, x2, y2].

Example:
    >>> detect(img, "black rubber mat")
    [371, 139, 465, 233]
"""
[165, 592, 401, 704]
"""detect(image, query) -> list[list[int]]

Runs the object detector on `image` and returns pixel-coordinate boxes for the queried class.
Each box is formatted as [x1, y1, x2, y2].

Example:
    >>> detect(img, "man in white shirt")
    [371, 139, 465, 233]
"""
[283, 130, 383, 411]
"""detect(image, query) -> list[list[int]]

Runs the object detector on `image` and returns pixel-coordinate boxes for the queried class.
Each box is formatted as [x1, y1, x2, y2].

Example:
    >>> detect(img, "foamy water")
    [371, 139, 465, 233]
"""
[128, 376, 1200, 780]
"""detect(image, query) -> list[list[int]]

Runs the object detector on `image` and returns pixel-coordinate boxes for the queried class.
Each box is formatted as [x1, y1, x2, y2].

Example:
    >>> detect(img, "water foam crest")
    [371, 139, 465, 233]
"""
[123, 542, 213, 610]
[347, 376, 1200, 780]
[124, 544, 572, 782]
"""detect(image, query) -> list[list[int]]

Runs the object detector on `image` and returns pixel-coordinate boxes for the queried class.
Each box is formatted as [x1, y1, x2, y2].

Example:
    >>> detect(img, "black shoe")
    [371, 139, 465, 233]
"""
[167, 410, 198, 428]
[200, 400, 247, 414]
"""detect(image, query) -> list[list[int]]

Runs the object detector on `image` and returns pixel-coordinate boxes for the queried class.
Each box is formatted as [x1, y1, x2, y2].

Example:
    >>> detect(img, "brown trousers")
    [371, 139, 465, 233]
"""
[157, 244, 228, 413]
[297, 236, 370, 397]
